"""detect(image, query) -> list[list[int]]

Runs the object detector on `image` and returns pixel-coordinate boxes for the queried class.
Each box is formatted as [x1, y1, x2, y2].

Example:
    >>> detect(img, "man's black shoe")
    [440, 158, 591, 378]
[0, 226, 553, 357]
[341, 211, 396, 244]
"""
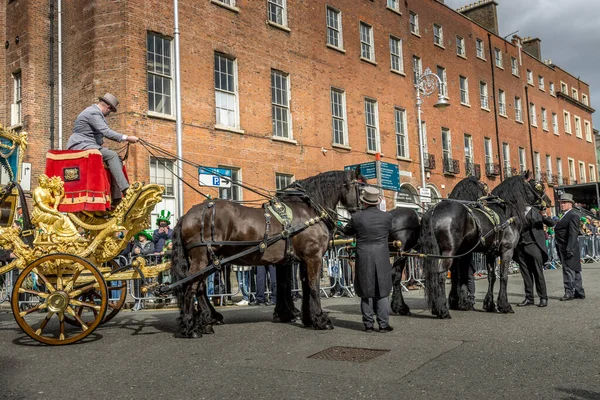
[378, 326, 394, 333]
[538, 299, 548, 307]
[517, 299, 534, 307]
[365, 327, 375, 333]
[560, 295, 574, 301]
[575, 293, 586, 300]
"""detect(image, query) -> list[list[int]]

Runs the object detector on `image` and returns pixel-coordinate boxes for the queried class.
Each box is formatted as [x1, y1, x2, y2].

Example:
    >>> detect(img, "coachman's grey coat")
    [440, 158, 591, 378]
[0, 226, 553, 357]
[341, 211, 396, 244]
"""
[343, 206, 393, 298]
[554, 209, 582, 271]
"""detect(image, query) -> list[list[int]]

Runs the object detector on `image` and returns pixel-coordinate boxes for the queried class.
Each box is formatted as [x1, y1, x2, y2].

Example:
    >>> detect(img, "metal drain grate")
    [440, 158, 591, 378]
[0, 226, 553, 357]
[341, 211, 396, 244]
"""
[308, 346, 390, 363]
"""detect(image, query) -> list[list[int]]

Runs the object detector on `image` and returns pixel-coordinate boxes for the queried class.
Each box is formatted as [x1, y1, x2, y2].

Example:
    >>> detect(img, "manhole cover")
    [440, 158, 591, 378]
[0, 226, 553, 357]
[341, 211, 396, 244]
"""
[308, 346, 389, 363]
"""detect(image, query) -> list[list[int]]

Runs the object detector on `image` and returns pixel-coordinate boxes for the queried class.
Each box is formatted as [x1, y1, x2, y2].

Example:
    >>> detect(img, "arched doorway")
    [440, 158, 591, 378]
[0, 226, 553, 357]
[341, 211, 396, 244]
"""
[427, 184, 442, 205]
[395, 184, 419, 209]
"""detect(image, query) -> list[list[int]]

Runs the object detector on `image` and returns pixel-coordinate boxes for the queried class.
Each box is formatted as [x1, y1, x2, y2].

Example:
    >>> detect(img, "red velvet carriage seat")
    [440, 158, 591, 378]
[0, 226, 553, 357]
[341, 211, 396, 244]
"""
[45, 150, 128, 212]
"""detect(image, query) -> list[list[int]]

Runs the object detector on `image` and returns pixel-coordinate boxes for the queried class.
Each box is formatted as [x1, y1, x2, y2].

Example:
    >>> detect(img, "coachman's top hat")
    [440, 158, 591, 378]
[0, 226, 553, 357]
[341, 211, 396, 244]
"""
[360, 186, 381, 205]
[558, 193, 574, 203]
[99, 93, 119, 112]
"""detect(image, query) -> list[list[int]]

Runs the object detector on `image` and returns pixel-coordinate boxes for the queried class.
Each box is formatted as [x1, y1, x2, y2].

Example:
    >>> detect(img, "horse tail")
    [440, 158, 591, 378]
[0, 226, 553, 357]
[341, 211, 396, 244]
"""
[170, 216, 188, 296]
[420, 208, 442, 311]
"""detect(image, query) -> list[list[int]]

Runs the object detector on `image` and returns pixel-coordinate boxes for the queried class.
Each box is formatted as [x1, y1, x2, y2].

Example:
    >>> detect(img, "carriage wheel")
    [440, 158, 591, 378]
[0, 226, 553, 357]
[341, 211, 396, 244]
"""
[63, 260, 126, 327]
[11, 254, 108, 346]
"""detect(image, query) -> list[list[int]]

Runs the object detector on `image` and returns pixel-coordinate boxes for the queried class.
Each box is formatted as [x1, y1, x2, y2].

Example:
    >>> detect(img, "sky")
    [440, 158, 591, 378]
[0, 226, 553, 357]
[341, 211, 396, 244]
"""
[444, 0, 600, 126]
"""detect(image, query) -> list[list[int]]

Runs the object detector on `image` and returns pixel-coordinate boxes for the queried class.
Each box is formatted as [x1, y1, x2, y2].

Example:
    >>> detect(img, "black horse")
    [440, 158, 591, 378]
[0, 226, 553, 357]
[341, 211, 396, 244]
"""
[170, 169, 363, 338]
[420, 173, 544, 319]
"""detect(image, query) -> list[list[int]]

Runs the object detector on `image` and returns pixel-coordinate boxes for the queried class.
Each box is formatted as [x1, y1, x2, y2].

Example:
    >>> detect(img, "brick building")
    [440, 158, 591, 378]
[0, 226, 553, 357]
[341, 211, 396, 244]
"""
[1, 0, 596, 222]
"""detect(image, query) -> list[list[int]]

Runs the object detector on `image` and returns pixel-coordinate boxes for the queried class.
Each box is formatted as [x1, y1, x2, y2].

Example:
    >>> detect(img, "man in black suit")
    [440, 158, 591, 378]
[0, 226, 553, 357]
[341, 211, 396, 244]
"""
[516, 205, 555, 308]
[343, 186, 393, 333]
[554, 193, 585, 301]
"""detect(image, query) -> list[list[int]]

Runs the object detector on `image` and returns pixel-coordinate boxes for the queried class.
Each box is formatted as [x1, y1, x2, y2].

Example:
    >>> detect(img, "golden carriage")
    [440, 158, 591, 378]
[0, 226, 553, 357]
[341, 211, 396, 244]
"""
[0, 125, 169, 345]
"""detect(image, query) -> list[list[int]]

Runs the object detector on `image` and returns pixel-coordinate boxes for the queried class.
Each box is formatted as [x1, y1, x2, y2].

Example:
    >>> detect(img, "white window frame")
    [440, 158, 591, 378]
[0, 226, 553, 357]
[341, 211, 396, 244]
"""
[511, 57, 519, 76]
[533, 151, 541, 181]
[538, 75, 545, 91]
[549, 82, 555, 96]
[560, 81, 568, 94]
[389, 36, 404, 73]
[271, 69, 292, 139]
[552, 112, 559, 135]
[582, 93, 589, 106]
[456, 35, 466, 57]
[214, 53, 240, 129]
[150, 158, 179, 227]
[442, 127, 452, 160]
[387, 0, 400, 13]
[564, 111, 571, 134]
[412, 56, 422, 85]
[409, 11, 419, 35]
[502, 142, 511, 172]
[529, 103, 537, 127]
[359, 22, 375, 62]
[433, 24, 443, 47]
[268, 0, 288, 27]
[275, 173, 294, 191]
[219, 166, 242, 201]
[526, 69, 533, 85]
[568, 158, 576, 184]
[574, 115, 582, 138]
[584, 120, 592, 142]
[364, 98, 380, 153]
[330, 88, 348, 146]
[11, 71, 22, 126]
[395, 107, 409, 159]
[514, 97, 522, 122]
[326, 6, 343, 50]
[589, 164, 596, 182]
[557, 158, 563, 185]
[460, 76, 469, 105]
[147, 32, 174, 116]
[498, 89, 506, 116]
[519, 147, 526, 172]
[436, 66, 448, 98]
[476, 38, 485, 59]
[572, 87, 579, 101]
[480, 81, 489, 110]
[214, 0, 236, 7]
[494, 48, 503, 68]
[464, 134, 473, 165]
[541, 107, 548, 131]
[579, 161, 586, 183]
[484, 137, 493, 166]
[546, 155, 553, 179]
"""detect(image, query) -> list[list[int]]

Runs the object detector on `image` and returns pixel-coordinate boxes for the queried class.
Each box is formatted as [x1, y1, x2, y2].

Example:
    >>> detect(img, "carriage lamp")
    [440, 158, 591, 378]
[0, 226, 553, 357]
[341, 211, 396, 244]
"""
[415, 67, 451, 207]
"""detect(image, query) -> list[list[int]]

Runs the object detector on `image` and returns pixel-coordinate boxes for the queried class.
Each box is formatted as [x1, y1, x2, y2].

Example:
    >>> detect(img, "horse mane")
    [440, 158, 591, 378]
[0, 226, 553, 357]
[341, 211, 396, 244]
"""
[491, 175, 533, 227]
[448, 177, 486, 201]
[293, 170, 353, 210]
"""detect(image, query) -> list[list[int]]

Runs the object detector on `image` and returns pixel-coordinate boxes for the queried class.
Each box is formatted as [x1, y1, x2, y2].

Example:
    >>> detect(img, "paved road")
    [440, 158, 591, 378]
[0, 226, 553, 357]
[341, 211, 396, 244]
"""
[1, 264, 599, 400]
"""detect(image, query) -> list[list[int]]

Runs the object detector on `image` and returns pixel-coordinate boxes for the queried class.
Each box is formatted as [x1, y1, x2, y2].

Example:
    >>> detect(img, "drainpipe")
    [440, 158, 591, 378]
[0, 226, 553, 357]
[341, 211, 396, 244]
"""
[49, 0, 55, 149]
[524, 86, 535, 170]
[173, 0, 184, 217]
[57, 0, 63, 149]
[487, 33, 503, 180]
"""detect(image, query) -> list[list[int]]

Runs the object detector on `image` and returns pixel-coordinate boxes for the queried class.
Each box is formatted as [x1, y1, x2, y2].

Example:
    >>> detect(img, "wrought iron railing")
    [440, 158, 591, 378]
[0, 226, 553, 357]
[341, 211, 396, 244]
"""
[503, 166, 518, 178]
[485, 163, 500, 177]
[424, 153, 436, 170]
[465, 162, 481, 179]
[443, 157, 460, 175]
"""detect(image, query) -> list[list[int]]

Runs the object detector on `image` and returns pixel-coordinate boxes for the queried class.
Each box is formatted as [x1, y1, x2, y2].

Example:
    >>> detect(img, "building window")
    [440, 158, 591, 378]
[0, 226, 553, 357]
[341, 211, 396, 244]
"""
[552, 112, 559, 135]
[275, 173, 294, 190]
[433, 24, 443, 46]
[147, 32, 173, 115]
[579, 161, 586, 183]
[525, 69, 532, 85]
[460, 76, 469, 105]
[568, 158, 575, 184]
[268, 0, 287, 27]
[549, 82, 555, 96]
[214, 53, 239, 128]
[421, 120, 428, 153]
[557, 158, 563, 184]
[546, 155, 553, 180]
[456, 36, 465, 57]
[442, 127, 452, 160]
[409, 11, 419, 35]
[215, 0, 235, 6]
[502, 142, 511, 174]
[514, 97, 523, 122]
[582, 93, 589, 105]
[519, 147, 526, 173]
[585, 120, 592, 142]
[589, 164, 596, 182]
[387, 0, 400, 12]
[574, 115, 582, 138]
[494, 48, 502, 68]
[436, 66, 448, 98]
[541, 108, 548, 131]
[476, 38, 484, 59]
[360, 22, 375, 61]
[534, 152, 543, 182]
[150, 158, 178, 225]
[330, 88, 348, 146]
[560, 81, 568, 94]
[364, 98, 380, 152]
[538, 76, 545, 91]
[464, 134, 473, 165]
[480, 81, 488, 109]
[498, 89, 506, 116]
[326, 7, 343, 49]
[389, 36, 404, 73]
[271, 70, 291, 139]
[395, 107, 408, 158]
[11, 72, 22, 126]
[564, 111, 571, 134]
[219, 166, 242, 201]
[412, 56, 422, 84]
[529, 103, 537, 127]
[571, 88, 578, 101]
[484, 137, 493, 166]
[511, 57, 519, 76]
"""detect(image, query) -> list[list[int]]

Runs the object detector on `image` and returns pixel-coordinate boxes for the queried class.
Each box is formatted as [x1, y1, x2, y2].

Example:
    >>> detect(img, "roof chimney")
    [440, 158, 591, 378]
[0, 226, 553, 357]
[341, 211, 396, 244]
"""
[456, 1, 499, 35]
[522, 37, 542, 61]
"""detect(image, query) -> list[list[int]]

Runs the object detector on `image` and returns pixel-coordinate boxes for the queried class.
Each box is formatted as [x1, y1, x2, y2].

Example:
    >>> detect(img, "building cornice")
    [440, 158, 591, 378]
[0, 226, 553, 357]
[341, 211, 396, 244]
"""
[557, 92, 595, 114]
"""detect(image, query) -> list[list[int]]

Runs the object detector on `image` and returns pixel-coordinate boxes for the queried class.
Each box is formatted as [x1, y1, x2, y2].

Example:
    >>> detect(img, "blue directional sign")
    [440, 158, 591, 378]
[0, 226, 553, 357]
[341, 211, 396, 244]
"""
[198, 167, 232, 178]
[344, 161, 377, 180]
[380, 162, 401, 191]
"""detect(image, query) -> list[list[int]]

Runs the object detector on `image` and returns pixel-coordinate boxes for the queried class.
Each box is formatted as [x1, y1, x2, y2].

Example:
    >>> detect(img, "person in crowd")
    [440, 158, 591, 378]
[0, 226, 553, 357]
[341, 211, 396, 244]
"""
[160, 239, 173, 261]
[515, 205, 555, 308]
[233, 265, 251, 306]
[153, 210, 173, 252]
[251, 265, 276, 306]
[342, 186, 393, 333]
[132, 230, 155, 256]
[67, 93, 139, 206]
[555, 193, 585, 301]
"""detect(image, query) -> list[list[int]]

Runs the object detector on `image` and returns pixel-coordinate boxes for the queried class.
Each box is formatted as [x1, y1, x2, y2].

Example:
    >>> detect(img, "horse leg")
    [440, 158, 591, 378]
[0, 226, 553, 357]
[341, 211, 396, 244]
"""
[426, 257, 452, 319]
[483, 254, 497, 312]
[176, 282, 202, 338]
[273, 263, 296, 323]
[301, 257, 333, 330]
[457, 254, 474, 311]
[448, 259, 460, 310]
[390, 257, 411, 316]
[497, 249, 515, 314]
[194, 281, 216, 334]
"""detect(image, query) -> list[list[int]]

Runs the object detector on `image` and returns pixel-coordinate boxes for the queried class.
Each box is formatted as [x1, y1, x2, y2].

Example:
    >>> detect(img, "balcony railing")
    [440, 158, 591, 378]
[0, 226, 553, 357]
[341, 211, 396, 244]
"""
[485, 163, 501, 177]
[503, 166, 517, 178]
[545, 172, 557, 187]
[557, 175, 565, 186]
[424, 153, 436, 170]
[443, 157, 460, 175]
[465, 162, 481, 179]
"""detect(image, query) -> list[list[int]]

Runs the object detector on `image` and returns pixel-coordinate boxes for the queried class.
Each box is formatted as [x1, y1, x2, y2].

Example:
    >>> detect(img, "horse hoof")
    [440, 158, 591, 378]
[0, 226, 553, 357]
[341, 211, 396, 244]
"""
[436, 313, 452, 319]
[201, 325, 215, 334]
[498, 306, 514, 314]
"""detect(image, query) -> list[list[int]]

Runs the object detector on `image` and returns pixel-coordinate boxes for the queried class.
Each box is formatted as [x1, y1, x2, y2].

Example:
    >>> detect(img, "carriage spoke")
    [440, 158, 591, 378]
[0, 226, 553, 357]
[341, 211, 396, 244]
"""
[70, 299, 102, 311]
[56, 264, 63, 291]
[18, 288, 49, 299]
[32, 268, 56, 293]
[35, 311, 56, 336]
[66, 306, 89, 331]
[59, 313, 65, 341]
[69, 282, 100, 299]
[64, 267, 84, 292]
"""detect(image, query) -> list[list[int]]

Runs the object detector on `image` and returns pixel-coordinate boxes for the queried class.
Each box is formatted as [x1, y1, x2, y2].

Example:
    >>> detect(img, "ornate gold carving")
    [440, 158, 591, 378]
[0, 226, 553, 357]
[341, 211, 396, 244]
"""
[63, 167, 80, 182]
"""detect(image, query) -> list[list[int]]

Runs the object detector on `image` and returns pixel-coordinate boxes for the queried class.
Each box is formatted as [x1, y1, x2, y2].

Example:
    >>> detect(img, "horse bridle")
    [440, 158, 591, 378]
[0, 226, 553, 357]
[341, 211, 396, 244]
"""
[345, 179, 367, 213]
